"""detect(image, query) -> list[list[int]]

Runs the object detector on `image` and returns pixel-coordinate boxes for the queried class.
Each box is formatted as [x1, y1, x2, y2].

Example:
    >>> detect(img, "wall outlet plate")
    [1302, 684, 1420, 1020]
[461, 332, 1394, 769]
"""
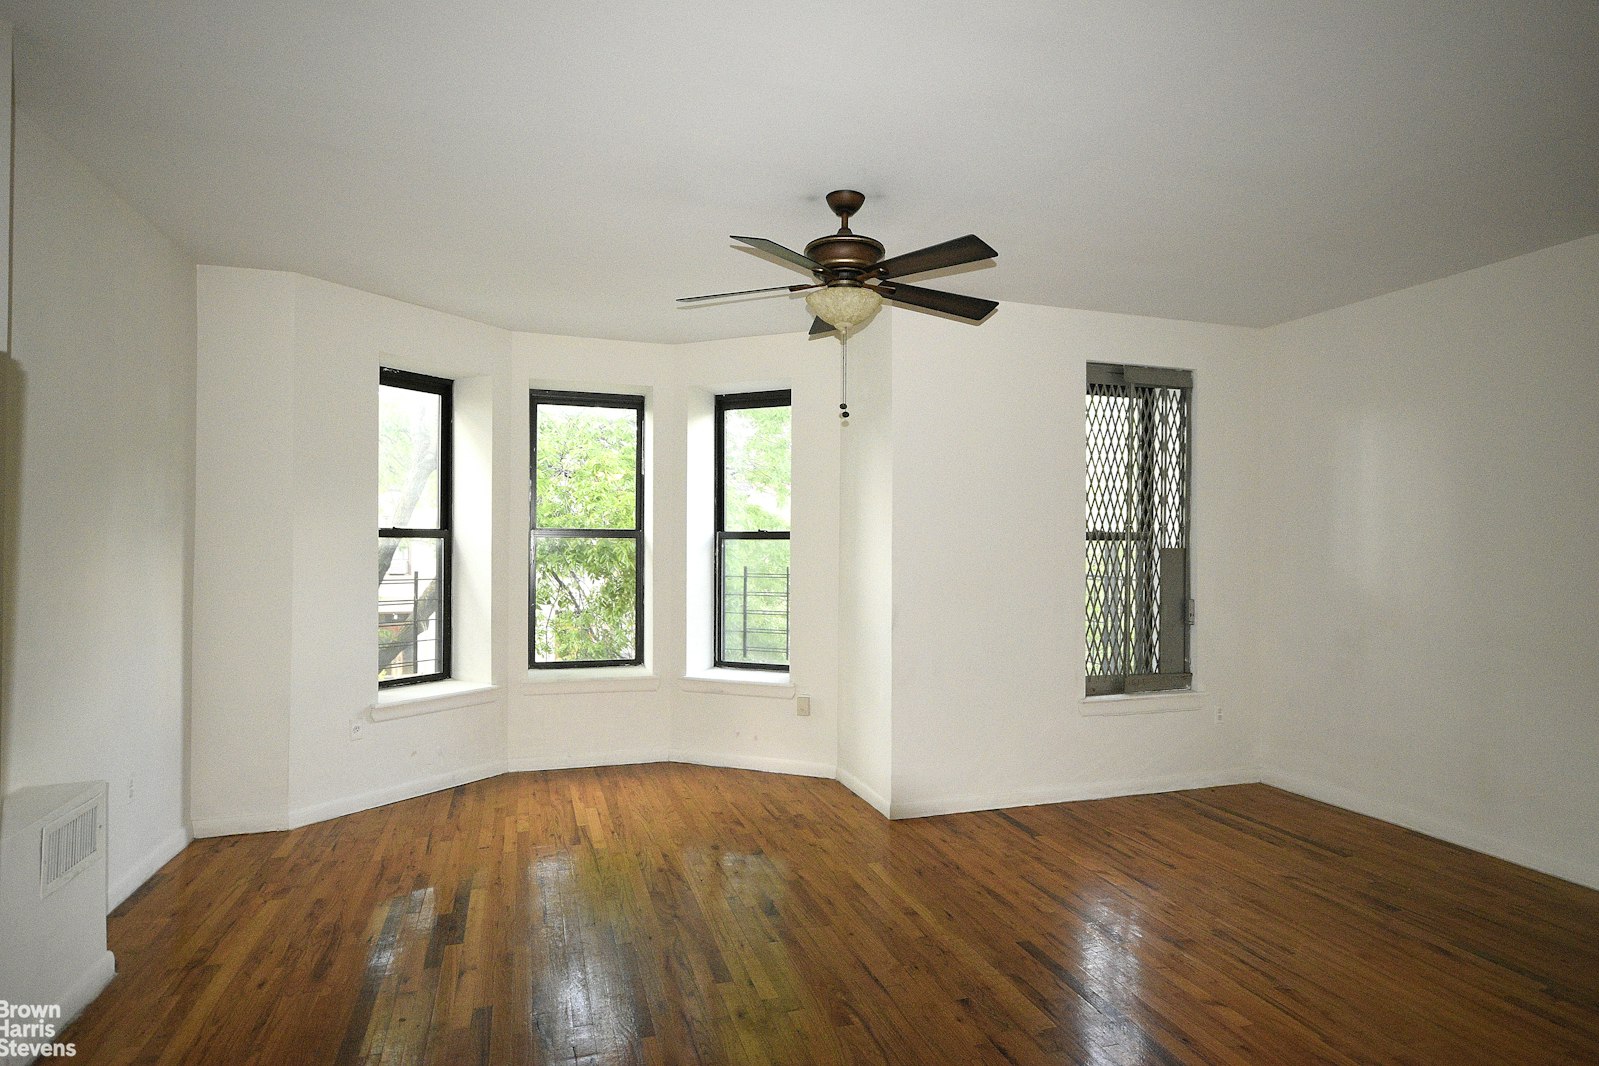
[796, 694, 811, 717]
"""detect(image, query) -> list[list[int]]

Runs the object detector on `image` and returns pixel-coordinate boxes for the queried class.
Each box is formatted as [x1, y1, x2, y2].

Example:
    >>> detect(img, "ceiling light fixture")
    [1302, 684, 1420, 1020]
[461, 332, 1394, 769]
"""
[804, 285, 882, 331]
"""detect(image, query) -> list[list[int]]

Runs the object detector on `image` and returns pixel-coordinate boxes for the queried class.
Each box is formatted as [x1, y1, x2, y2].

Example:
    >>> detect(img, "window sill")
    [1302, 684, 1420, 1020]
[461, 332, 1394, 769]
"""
[680, 670, 795, 699]
[523, 665, 660, 695]
[372, 680, 499, 721]
[1080, 688, 1211, 717]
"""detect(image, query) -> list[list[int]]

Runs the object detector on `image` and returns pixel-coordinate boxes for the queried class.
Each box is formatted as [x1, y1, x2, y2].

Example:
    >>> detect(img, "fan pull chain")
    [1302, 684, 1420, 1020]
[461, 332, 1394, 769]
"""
[839, 327, 851, 422]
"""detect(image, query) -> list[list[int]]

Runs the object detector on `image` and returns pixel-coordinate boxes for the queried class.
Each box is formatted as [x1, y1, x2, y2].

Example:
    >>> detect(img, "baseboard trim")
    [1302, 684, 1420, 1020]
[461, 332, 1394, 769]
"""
[668, 749, 835, 780]
[1261, 769, 1599, 891]
[834, 766, 891, 817]
[109, 826, 193, 910]
[289, 759, 509, 829]
[506, 749, 669, 774]
[190, 759, 509, 839]
[55, 949, 116, 1030]
[889, 767, 1260, 820]
[189, 810, 294, 838]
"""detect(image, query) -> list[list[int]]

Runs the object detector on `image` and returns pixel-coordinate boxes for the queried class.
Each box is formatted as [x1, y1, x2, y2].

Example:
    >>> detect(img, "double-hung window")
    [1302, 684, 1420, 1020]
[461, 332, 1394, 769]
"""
[379, 368, 452, 686]
[1085, 363, 1192, 695]
[715, 391, 792, 670]
[530, 390, 645, 668]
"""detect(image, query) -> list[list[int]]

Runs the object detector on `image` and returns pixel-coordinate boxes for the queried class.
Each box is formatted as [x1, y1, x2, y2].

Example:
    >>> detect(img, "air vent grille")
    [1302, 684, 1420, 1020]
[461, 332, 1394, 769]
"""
[41, 798, 102, 897]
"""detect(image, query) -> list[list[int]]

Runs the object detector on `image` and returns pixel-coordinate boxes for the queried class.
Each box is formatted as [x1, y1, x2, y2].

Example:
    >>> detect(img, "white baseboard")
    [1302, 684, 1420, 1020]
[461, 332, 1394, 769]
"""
[189, 809, 294, 838]
[889, 767, 1260, 820]
[190, 759, 508, 839]
[289, 759, 508, 828]
[668, 749, 835, 780]
[109, 826, 192, 911]
[1261, 769, 1599, 891]
[834, 766, 890, 817]
[56, 949, 116, 1029]
[505, 749, 669, 773]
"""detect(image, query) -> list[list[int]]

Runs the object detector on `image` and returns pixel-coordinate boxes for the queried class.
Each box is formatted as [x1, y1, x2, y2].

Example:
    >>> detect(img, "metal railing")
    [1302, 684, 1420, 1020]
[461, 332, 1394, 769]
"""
[722, 568, 789, 664]
[379, 573, 439, 679]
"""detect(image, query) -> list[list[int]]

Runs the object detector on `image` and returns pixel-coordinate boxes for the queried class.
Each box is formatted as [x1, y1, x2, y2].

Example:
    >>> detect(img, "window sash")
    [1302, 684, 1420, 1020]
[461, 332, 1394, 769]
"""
[379, 367, 453, 688]
[529, 390, 646, 669]
[715, 391, 791, 671]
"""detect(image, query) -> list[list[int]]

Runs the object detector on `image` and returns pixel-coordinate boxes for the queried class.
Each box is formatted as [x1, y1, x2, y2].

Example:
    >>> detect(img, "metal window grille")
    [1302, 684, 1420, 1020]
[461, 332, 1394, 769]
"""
[1086, 363, 1192, 696]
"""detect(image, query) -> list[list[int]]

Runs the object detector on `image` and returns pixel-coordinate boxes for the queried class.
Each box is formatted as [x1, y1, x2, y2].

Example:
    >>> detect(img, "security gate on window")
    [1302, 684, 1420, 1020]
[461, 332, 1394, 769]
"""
[1086, 363, 1192, 696]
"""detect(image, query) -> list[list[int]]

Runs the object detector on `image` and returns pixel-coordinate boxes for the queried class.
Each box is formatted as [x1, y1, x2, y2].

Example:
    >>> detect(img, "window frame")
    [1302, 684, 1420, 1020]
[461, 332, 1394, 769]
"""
[528, 389, 647, 670]
[1085, 362, 1192, 697]
[378, 366, 453, 689]
[714, 389, 793, 672]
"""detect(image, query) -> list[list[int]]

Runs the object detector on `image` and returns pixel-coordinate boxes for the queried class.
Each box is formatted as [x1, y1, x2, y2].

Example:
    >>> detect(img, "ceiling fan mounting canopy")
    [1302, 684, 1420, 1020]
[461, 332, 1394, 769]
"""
[679, 189, 999, 333]
[805, 190, 883, 284]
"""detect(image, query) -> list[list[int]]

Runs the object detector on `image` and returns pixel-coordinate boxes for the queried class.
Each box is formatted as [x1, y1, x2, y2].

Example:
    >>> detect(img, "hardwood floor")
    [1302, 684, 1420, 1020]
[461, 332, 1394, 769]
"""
[62, 766, 1599, 1064]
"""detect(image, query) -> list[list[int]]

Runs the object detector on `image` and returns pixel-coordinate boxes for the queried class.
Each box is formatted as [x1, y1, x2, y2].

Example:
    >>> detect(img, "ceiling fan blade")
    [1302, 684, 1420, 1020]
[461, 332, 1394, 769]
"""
[677, 283, 816, 303]
[874, 234, 997, 280]
[809, 316, 837, 336]
[732, 235, 822, 272]
[875, 282, 998, 322]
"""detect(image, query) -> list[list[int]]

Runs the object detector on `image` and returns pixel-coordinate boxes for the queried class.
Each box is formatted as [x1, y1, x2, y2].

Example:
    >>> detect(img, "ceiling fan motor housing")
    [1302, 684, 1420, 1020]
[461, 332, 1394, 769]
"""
[806, 189, 882, 285]
[803, 233, 884, 284]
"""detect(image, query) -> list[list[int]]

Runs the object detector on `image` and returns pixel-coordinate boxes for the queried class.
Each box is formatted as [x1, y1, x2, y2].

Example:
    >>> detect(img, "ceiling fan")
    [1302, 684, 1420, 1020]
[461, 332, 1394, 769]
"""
[678, 190, 998, 335]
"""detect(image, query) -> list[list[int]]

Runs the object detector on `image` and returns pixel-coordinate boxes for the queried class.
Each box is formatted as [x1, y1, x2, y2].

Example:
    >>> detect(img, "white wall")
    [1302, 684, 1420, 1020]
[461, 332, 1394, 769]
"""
[191, 269, 295, 832]
[668, 333, 841, 778]
[505, 329, 839, 779]
[1256, 234, 1599, 888]
[836, 317, 894, 813]
[192, 270, 509, 835]
[1, 114, 194, 905]
[191, 286, 852, 832]
[886, 304, 1264, 817]
[506, 332, 674, 770]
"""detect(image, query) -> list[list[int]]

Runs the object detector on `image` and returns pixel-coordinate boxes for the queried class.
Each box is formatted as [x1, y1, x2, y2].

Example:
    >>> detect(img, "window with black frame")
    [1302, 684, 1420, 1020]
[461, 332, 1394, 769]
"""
[379, 368, 452, 686]
[716, 390, 792, 670]
[529, 390, 645, 668]
[1085, 363, 1192, 696]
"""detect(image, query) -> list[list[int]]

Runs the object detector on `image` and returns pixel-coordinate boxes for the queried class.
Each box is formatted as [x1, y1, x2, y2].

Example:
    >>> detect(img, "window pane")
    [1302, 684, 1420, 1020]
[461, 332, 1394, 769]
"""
[720, 538, 790, 667]
[722, 405, 791, 532]
[379, 384, 443, 528]
[532, 537, 638, 662]
[379, 536, 444, 681]
[535, 404, 638, 530]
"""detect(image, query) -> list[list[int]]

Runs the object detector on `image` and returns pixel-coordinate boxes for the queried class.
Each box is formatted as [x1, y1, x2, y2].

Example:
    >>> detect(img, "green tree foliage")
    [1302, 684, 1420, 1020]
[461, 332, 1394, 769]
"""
[719, 406, 791, 665]
[722, 406, 790, 531]
[534, 537, 638, 662]
[533, 405, 641, 662]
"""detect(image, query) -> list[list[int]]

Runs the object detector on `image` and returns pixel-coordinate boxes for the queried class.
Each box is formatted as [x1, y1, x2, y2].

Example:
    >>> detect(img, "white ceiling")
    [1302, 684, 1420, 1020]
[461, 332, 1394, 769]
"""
[7, 1, 1598, 343]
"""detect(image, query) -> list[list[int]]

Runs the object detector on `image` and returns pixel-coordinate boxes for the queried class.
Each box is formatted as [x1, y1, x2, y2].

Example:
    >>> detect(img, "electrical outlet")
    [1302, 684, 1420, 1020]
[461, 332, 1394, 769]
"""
[1215, 706, 1223, 723]
[350, 717, 368, 741]
[127, 774, 135, 801]
[796, 694, 812, 717]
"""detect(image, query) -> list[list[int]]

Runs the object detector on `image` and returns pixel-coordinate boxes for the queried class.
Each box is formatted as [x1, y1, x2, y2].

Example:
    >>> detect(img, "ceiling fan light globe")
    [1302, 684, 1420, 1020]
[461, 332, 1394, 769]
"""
[805, 286, 882, 330]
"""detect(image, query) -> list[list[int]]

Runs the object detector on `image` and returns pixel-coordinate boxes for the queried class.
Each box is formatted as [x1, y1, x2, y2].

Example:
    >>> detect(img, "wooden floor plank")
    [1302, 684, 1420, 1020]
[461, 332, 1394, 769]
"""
[58, 767, 1599, 1064]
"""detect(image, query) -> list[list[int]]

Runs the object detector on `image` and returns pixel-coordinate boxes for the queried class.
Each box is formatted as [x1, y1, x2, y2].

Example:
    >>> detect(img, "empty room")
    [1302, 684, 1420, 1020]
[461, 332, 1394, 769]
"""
[1, 2, 1597, 1063]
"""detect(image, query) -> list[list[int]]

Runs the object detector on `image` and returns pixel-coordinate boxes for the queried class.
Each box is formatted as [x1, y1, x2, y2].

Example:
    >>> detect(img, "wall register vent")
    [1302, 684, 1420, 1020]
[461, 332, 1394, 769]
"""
[41, 794, 104, 897]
